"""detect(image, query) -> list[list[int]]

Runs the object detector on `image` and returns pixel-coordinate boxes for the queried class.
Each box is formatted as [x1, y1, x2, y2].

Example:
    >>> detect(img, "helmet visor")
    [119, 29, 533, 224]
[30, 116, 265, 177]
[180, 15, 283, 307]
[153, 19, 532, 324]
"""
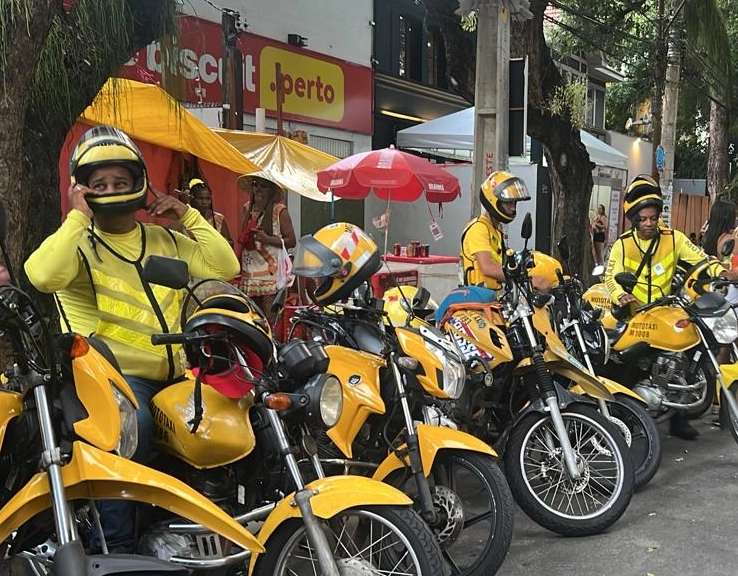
[494, 177, 530, 202]
[293, 236, 343, 278]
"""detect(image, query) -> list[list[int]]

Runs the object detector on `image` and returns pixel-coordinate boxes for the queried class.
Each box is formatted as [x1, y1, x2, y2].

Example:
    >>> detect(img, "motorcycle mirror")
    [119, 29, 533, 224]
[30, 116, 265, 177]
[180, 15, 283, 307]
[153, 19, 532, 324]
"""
[722, 238, 735, 258]
[614, 271, 637, 293]
[142, 256, 190, 289]
[521, 212, 533, 240]
[557, 236, 570, 261]
[412, 286, 431, 309]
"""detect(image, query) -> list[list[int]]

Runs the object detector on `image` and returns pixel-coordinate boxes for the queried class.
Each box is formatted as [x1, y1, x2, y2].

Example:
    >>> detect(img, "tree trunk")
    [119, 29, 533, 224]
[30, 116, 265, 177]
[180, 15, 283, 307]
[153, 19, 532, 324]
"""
[513, 0, 594, 274]
[707, 97, 729, 202]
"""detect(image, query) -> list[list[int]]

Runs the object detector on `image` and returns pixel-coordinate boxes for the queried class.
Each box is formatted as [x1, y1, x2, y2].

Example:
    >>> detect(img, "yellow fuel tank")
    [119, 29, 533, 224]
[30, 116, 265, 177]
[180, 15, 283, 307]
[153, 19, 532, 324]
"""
[151, 381, 256, 469]
[612, 307, 700, 352]
[582, 283, 612, 311]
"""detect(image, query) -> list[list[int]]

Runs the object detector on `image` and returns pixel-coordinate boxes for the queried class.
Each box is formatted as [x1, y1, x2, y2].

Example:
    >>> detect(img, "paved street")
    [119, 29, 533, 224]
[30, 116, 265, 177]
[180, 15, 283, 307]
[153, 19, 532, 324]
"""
[496, 413, 738, 576]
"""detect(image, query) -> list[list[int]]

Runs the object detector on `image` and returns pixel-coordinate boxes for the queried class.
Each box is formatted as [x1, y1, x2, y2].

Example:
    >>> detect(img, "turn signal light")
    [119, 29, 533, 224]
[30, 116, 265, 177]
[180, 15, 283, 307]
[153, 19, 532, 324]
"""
[675, 319, 692, 329]
[265, 393, 292, 411]
[70, 334, 90, 358]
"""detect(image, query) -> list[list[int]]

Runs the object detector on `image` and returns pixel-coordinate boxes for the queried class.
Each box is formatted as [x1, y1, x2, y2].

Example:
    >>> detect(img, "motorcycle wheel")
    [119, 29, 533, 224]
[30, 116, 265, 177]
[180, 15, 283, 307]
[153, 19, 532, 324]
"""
[252, 505, 444, 576]
[389, 450, 514, 576]
[609, 394, 662, 490]
[719, 381, 738, 446]
[504, 403, 634, 536]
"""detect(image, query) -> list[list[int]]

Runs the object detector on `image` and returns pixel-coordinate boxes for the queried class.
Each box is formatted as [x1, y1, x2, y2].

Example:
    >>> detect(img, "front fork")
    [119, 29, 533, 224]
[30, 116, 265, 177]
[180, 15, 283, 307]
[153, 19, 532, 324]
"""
[564, 318, 612, 419]
[522, 316, 582, 480]
[705, 337, 738, 425]
[264, 407, 340, 576]
[389, 354, 438, 524]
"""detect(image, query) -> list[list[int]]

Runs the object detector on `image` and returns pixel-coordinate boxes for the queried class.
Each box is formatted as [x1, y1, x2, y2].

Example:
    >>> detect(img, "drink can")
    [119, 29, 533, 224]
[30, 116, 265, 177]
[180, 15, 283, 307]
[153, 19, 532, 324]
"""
[393, 243, 401, 256]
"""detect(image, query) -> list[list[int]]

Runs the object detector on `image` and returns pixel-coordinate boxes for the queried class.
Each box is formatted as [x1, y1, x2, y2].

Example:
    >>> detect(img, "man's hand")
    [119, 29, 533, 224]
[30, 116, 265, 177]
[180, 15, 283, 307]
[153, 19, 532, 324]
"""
[146, 186, 188, 220]
[617, 293, 638, 306]
[68, 183, 94, 219]
[0, 266, 9, 285]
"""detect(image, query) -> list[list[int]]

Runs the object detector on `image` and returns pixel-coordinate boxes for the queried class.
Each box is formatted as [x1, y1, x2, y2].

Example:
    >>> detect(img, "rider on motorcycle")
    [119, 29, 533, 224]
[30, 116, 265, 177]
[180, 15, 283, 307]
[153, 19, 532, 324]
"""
[460, 171, 550, 293]
[24, 125, 240, 552]
[604, 174, 729, 439]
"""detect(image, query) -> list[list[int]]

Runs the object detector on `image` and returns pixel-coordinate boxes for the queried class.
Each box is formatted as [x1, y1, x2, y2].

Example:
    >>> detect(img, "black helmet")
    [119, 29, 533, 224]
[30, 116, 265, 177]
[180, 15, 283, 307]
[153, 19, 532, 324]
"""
[623, 174, 663, 223]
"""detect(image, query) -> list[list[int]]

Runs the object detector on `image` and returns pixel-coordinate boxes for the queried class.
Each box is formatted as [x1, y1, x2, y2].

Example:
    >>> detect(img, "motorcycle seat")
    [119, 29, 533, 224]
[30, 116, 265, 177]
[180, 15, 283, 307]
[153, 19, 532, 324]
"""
[604, 323, 627, 343]
[692, 291, 731, 314]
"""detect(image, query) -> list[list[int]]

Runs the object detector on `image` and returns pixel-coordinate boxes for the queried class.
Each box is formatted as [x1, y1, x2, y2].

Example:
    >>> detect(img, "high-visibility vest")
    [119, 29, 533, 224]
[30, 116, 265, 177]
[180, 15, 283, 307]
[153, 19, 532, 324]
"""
[460, 216, 503, 290]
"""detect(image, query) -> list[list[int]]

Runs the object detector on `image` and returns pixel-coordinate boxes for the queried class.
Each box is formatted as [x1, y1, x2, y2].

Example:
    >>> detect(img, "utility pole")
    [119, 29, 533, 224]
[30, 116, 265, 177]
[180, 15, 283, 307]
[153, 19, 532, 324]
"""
[659, 1, 682, 227]
[221, 9, 240, 130]
[471, 0, 511, 219]
[651, 0, 666, 178]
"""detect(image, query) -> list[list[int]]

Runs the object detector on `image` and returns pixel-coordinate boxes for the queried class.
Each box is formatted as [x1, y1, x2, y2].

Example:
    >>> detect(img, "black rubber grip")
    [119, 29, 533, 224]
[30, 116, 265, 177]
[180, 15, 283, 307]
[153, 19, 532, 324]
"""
[151, 333, 187, 345]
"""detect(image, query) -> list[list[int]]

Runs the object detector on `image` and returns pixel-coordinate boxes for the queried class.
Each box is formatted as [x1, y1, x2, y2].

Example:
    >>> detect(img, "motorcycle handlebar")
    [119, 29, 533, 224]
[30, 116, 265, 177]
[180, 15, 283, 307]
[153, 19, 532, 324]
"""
[151, 333, 189, 346]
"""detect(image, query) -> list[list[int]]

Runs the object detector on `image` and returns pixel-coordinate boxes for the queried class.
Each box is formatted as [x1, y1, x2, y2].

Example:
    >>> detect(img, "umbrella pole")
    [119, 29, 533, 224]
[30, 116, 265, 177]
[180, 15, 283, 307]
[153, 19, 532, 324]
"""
[330, 190, 335, 223]
[383, 195, 391, 255]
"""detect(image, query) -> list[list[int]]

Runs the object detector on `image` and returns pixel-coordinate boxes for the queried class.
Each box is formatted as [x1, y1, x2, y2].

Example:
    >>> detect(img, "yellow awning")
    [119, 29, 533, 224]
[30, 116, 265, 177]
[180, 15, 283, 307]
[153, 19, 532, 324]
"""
[214, 130, 339, 203]
[80, 78, 260, 176]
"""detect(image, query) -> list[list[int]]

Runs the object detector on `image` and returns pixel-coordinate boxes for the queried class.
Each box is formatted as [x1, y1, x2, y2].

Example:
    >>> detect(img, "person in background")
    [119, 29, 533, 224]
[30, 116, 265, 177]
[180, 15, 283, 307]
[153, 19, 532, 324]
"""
[604, 174, 730, 440]
[702, 198, 738, 305]
[592, 204, 608, 266]
[460, 170, 550, 293]
[24, 125, 240, 553]
[188, 177, 233, 245]
[689, 232, 698, 245]
[236, 174, 296, 323]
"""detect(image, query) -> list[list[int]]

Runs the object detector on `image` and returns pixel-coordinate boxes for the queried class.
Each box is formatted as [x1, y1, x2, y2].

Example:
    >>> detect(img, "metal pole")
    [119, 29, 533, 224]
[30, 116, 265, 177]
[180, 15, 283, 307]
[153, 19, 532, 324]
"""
[276, 62, 285, 136]
[471, 0, 511, 219]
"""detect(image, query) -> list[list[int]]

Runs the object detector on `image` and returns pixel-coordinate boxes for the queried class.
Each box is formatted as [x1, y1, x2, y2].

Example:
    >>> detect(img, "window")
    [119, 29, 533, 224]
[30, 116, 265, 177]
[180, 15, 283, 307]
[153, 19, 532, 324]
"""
[398, 14, 422, 81]
[586, 85, 606, 129]
[425, 28, 447, 89]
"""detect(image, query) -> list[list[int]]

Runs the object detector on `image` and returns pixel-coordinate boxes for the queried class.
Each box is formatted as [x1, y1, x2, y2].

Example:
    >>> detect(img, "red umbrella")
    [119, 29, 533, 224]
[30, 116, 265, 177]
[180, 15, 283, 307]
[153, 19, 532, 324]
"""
[316, 146, 461, 203]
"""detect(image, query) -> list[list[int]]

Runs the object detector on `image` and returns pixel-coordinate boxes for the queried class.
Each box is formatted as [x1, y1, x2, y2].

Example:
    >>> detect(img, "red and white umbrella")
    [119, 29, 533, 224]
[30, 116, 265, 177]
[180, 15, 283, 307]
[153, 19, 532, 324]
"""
[316, 145, 460, 203]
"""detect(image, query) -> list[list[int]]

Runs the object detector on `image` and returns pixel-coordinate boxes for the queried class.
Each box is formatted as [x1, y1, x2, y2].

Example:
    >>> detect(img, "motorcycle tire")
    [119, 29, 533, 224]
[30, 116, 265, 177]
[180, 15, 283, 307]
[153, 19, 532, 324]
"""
[719, 381, 738, 447]
[504, 403, 634, 537]
[252, 505, 445, 576]
[388, 450, 515, 576]
[609, 394, 662, 490]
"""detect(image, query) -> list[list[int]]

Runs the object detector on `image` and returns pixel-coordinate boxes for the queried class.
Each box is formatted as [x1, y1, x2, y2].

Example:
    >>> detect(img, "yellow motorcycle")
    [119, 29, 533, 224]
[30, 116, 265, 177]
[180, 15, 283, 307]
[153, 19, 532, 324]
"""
[0, 219, 261, 574]
[433, 214, 634, 536]
[289, 299, 515, 576]
[143, 256, 445, 576]
[583, 263, 738, 446]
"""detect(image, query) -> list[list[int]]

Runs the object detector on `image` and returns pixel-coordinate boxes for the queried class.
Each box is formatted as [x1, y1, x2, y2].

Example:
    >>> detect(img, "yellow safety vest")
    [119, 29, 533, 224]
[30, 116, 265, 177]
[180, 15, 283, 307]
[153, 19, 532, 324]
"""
[619, 229, 676, 303]
[75, 224, 186, 382]
[460, 216, 503, 290]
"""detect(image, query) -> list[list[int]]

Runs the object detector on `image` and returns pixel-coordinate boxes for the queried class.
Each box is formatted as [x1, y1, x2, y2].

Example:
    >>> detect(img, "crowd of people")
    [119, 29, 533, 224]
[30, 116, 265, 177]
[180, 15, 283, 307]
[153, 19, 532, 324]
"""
[15, 122, 738, 552]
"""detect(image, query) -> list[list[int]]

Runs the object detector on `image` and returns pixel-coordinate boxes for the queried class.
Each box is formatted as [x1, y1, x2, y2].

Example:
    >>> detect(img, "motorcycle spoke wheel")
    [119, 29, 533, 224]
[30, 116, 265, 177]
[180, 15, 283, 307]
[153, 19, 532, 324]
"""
[504, 404, 634, 536]
[253, 506, 444, 576]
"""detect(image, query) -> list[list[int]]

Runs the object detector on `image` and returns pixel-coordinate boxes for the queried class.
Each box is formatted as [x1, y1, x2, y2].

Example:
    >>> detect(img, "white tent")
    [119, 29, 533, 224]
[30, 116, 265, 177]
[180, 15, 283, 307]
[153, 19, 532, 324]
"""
[396, 106, 628, 170]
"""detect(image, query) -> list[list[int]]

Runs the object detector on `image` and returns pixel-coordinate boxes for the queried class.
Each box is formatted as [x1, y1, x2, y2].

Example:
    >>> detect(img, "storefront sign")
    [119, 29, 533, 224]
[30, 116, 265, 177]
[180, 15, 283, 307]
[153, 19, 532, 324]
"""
[121, 15, 373, 134]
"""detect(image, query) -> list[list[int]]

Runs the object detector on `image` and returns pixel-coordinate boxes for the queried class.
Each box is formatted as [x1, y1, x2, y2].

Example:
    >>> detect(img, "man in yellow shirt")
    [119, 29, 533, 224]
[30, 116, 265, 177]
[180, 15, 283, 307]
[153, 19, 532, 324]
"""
[460, 170, 549, 292]
[605, 174, 725, 440]
[25, 125, 240, 552]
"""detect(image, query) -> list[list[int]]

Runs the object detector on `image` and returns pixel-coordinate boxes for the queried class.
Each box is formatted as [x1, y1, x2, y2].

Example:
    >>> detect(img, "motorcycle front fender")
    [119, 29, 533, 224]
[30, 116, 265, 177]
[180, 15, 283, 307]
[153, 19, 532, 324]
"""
[0, 441, 263, 554]
[717, 362, 738, 402]
[372, 423, 497, 481]
[571, 376, 646, 404]
[248, 475, 412, 573]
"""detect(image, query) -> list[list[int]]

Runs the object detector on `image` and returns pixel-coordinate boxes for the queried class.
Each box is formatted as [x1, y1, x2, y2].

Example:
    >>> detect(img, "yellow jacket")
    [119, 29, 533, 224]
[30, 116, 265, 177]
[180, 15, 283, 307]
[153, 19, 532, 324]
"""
[460, 215, 504, 290]
[605, 227, 721, 304]
[25, 207, 240, 382]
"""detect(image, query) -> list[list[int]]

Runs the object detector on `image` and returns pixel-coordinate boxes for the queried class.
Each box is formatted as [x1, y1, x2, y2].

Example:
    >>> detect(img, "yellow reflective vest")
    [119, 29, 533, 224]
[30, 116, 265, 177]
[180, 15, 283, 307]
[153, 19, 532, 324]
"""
[460, 216, 504, 290]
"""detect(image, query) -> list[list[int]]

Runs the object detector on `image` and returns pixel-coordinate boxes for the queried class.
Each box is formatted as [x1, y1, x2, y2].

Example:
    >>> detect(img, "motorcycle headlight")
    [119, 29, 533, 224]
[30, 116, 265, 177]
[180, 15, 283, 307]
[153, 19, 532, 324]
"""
[703, 311, 738, 345]
[303, 374, 343, 429]
[423, 339, 466, 399]
[112, 386, 138, 459]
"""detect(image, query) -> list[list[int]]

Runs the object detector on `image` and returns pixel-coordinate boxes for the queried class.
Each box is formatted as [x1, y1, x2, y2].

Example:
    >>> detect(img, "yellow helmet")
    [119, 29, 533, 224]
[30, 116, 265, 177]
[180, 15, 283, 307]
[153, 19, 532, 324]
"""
[623, 174, 662, 222]
[383, 286, 437, 327]
[69, 125, 148, 213]
[480, 171, 531, 224]
[292, 222, 381, 306]
[529, 252, 564, 286]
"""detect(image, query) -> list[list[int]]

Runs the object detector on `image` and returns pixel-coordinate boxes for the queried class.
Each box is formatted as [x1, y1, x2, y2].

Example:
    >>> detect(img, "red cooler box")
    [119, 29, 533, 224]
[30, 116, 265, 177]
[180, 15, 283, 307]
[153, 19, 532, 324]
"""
[371, 269, 419, 298]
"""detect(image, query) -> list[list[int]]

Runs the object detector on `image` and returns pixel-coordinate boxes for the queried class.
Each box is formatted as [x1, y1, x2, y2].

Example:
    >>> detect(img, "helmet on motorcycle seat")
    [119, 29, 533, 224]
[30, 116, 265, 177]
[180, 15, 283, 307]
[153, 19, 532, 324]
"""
[623, 174, 663, 223]
[69, 125, 149, 213]
[183, 293, 275, 398]
[530, 252, 564, 287]
[480, 171, 531, 224]
[292, 222, 381, 306]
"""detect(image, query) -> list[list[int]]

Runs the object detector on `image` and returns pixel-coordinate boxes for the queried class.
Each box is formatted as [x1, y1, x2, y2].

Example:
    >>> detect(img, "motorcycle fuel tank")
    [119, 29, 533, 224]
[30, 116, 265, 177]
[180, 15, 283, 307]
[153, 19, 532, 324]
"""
[151, 380, 256, 468]
[613, 307, 700, 352]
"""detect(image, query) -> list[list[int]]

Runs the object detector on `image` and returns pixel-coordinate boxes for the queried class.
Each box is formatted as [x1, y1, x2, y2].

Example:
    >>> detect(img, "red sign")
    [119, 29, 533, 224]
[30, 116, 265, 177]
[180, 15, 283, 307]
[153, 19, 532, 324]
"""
[121, 15, 373, 134]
